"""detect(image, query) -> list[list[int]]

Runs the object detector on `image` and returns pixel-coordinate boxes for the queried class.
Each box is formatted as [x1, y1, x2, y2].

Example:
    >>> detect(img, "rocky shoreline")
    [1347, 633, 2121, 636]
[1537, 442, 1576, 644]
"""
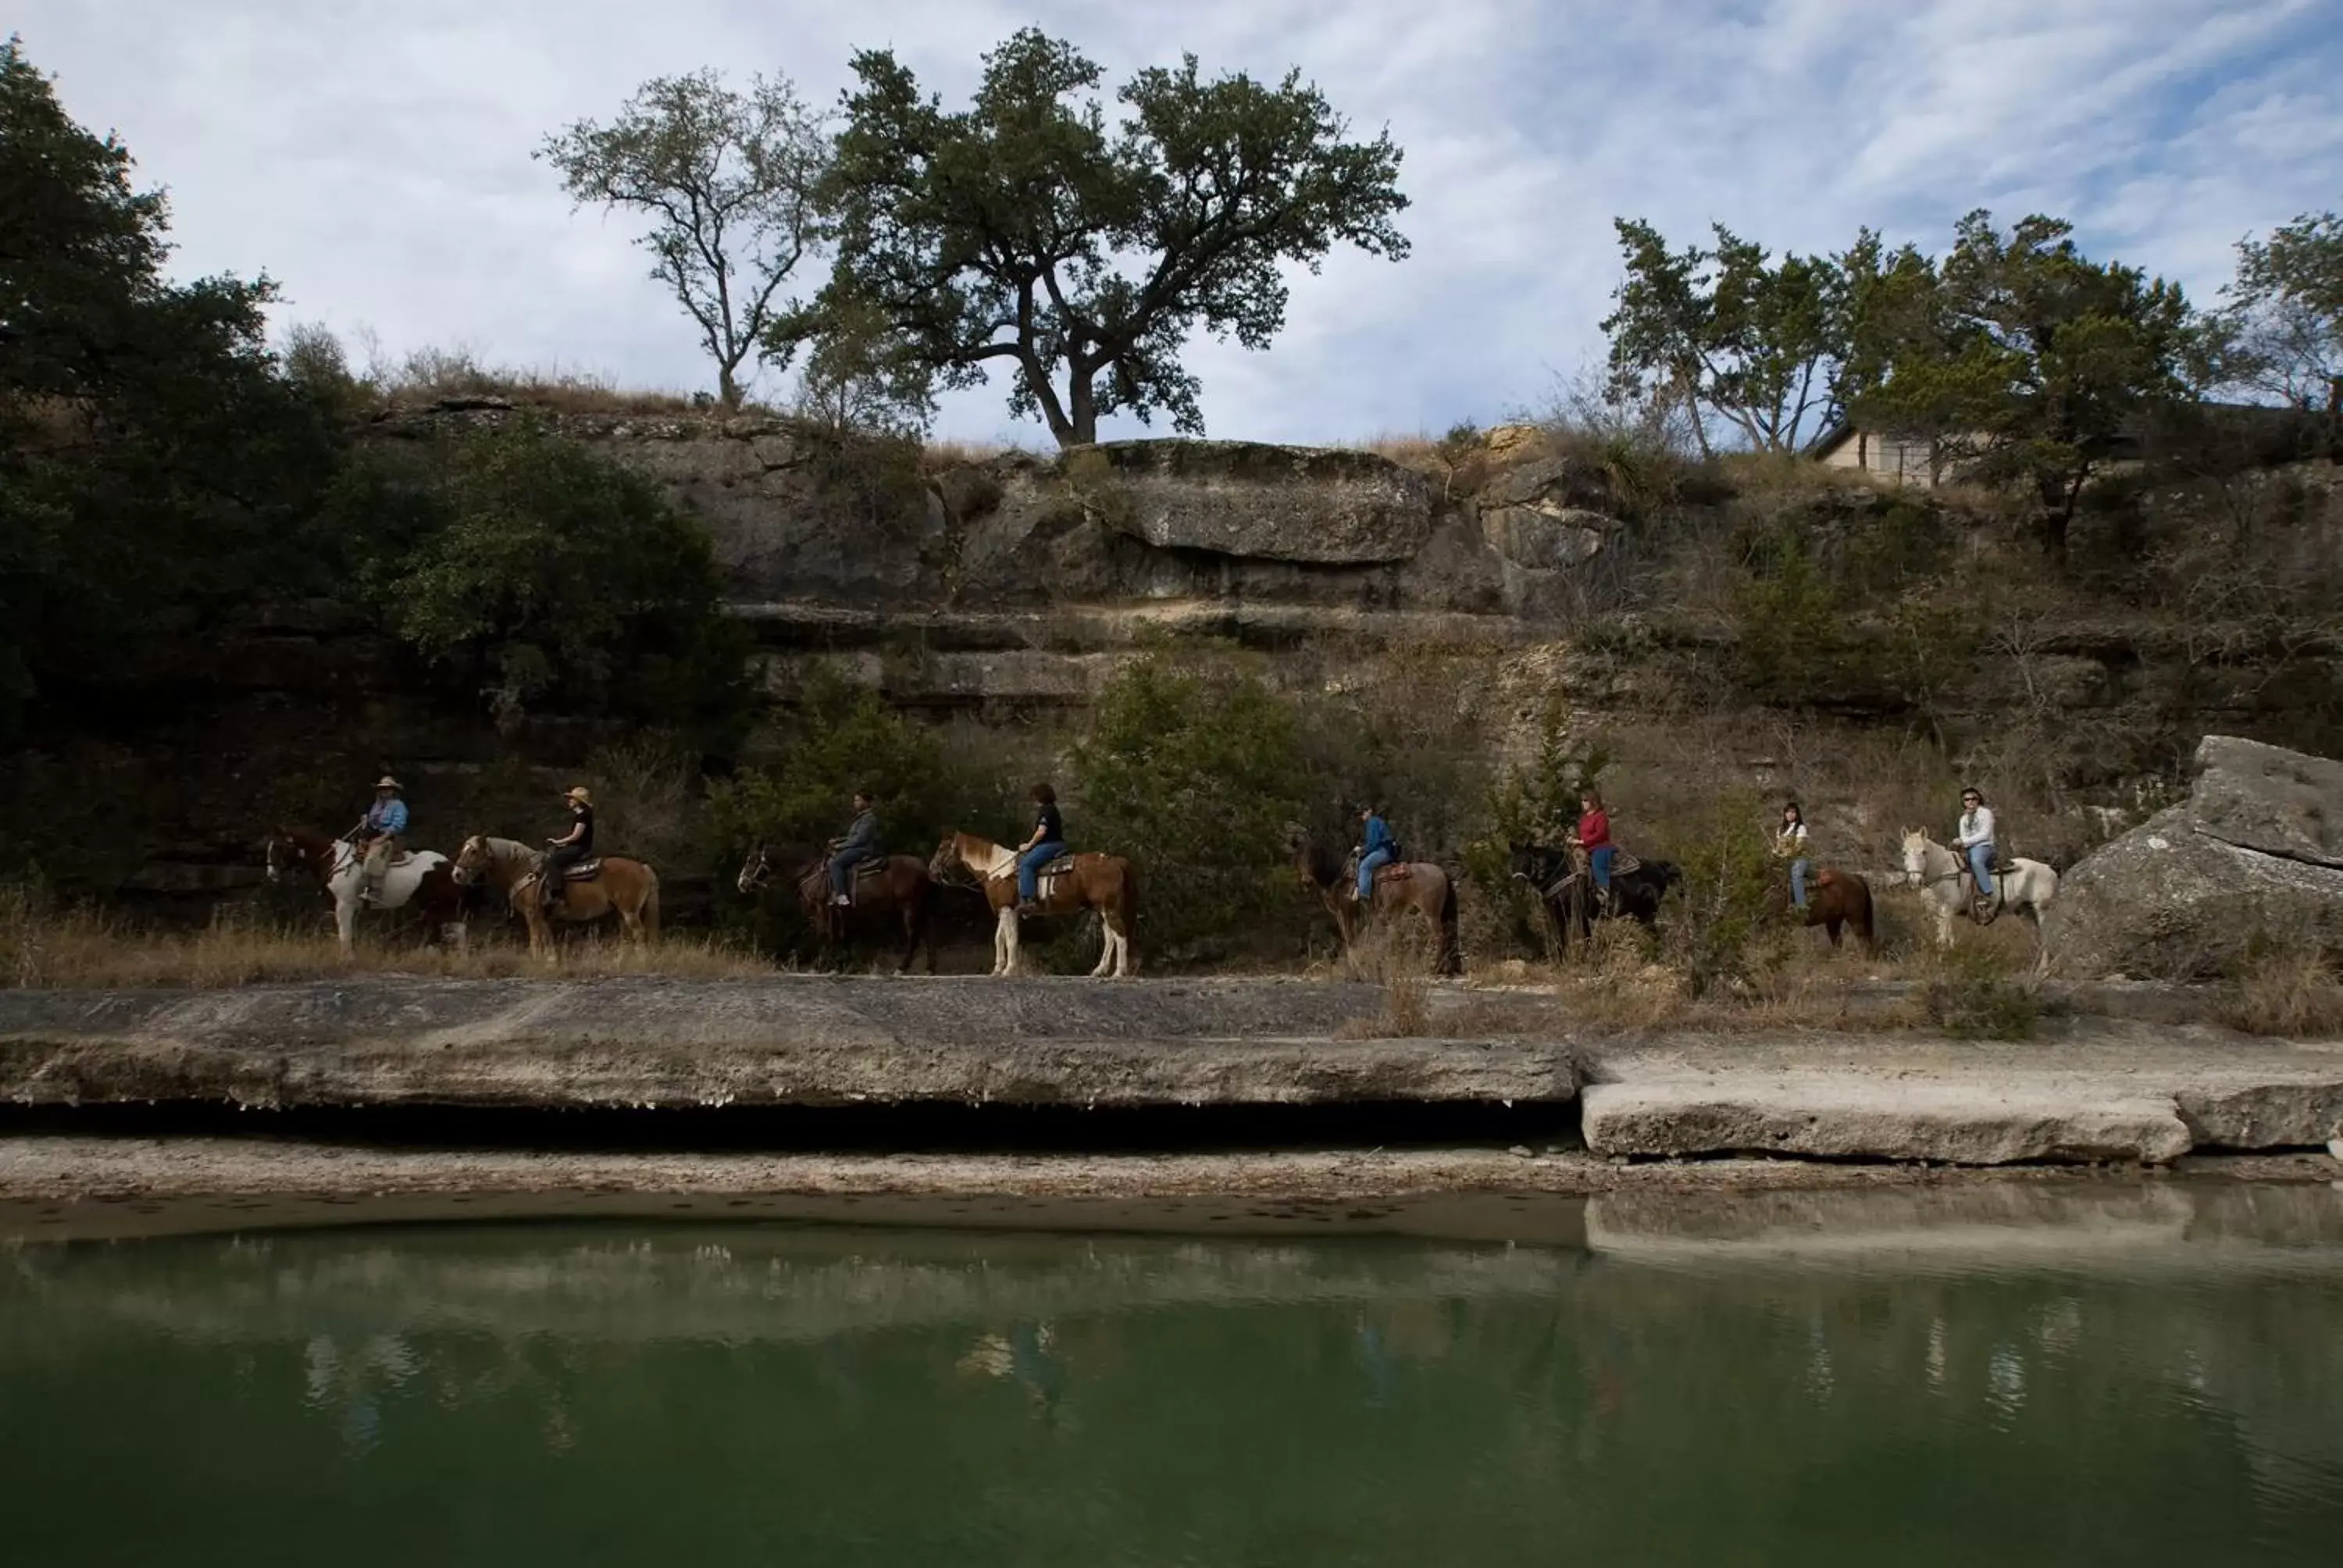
[2, 976, 2339, 1188]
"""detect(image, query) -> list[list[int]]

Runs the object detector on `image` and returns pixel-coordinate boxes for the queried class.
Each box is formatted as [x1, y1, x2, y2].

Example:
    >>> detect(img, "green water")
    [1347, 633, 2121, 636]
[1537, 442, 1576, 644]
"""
[2, 1186, 2341, 1566]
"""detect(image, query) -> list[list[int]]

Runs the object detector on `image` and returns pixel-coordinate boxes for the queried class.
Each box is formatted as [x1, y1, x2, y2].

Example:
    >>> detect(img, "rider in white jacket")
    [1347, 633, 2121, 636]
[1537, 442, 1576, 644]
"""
[1953, 787, 1996, 899]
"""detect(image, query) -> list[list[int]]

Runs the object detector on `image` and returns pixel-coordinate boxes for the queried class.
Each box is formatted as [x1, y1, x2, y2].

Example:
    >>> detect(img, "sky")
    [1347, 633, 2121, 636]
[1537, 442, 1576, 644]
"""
[14, 0, 2343, 444]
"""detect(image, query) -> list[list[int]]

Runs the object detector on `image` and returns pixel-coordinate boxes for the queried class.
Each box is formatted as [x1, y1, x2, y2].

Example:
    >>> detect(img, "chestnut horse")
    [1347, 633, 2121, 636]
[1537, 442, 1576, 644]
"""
[930, 832, 1138, 978]
[264, 825, 468, 955]
[1289, 829, 1462, 975]
[1796, 868, 1876, 952]
[736, 844, 938, 972]
[452, 835, 659, 960]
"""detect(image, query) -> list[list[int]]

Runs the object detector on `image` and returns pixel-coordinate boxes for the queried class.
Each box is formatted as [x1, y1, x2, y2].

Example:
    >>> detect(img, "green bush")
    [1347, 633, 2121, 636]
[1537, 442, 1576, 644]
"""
[1071, 654, 1309, 960]
[1660, 789, 1785, 996]
[1461, 700, 1608, 958]
[1921, 946, 2039, 1039]
[704, 665, 1015, 861]
[381, 416, 751, 743]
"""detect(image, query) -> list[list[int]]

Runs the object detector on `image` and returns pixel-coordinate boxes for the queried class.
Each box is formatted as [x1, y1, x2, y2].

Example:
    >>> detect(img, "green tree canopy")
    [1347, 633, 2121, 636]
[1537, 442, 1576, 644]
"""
[0, 35, 337, 729]
[806, 28, 1409, 447]
[2221, 208, 2343, 411]
[1843, 211, 2199, 560]
[378, 416, 749, 743]
[540, 70, 829, 410]
[1072, 654, 1308, 957]
[1601, 219, 1850, 456]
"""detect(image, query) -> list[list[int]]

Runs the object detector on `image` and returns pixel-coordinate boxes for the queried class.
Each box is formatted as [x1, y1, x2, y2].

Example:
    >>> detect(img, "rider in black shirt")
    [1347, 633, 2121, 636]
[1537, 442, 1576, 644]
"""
[544, 786, 595, 911]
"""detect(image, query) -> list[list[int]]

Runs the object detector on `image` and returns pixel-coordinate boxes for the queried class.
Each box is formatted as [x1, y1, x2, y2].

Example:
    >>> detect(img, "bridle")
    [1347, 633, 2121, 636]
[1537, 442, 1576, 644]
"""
[736, 846, 774, 894]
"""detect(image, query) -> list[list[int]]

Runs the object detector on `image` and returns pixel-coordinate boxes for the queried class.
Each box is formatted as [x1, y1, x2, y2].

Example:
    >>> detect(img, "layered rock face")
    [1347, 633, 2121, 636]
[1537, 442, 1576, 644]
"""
[2045, 736, 2343, 978]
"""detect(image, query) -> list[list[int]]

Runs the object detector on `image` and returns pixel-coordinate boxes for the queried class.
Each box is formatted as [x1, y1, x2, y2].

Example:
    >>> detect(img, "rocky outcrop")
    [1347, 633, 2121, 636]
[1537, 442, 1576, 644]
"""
[1078, 440, 1435, 564]
[2045, 735, 2343, 979]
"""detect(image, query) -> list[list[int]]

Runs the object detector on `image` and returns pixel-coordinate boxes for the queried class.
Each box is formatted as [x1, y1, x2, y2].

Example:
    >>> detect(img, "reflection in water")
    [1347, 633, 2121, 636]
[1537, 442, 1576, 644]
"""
[1, 1186, 2340, 1564]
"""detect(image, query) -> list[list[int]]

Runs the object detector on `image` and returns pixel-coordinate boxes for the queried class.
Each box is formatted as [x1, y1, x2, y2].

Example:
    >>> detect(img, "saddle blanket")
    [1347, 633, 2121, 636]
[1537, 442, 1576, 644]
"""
[556, 859, 602, 882]
[1371, 862, 1414, 885]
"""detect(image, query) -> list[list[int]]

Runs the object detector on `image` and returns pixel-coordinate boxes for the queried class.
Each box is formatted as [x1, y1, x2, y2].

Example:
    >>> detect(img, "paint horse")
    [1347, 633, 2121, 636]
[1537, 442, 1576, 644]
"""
[930, 832, 1138, 977]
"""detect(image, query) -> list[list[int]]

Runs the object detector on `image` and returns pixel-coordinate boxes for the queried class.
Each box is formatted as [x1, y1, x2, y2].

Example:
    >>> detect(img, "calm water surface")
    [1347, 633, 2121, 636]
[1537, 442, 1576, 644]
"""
[2, 1184, 2340, 1566]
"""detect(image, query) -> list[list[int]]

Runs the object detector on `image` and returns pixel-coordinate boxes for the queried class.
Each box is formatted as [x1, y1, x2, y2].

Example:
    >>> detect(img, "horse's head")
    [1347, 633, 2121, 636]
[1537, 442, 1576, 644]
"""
[929, 834, 963, 882]
[451, 835, 493, 886]
[263, 830, 293, 886]
[736, 844, 774, 896]
[1505, 842, 1541, 882]
[1899, 829, 1929, 887]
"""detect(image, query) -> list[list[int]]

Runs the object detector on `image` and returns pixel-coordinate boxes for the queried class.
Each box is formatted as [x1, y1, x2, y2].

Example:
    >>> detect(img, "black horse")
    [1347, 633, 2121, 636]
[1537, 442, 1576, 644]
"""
[1507, 841, 1682, 951]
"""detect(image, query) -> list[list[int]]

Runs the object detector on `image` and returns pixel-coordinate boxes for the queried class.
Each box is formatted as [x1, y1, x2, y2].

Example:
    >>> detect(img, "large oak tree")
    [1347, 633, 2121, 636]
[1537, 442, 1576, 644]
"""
[803, 29, 1409, 447]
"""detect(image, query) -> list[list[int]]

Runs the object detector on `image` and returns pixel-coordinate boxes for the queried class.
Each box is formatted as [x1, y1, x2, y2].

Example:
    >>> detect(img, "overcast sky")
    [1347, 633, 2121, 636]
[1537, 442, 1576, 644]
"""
[16, 1, 2343, 443]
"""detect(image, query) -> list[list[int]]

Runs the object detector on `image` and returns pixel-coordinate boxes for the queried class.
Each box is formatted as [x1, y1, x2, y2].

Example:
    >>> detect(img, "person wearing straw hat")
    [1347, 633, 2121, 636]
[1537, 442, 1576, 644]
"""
[351, 775, 409, 904]
[542, 785, 596, 913]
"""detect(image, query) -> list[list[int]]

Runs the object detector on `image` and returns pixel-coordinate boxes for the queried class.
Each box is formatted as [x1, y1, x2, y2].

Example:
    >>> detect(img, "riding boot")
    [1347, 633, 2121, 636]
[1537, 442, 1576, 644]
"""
[1016, 900, 1040, 918]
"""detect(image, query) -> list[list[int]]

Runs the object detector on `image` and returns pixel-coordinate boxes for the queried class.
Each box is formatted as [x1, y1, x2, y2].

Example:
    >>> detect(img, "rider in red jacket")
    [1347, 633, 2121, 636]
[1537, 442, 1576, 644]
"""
[1573, 790, 1615, 909]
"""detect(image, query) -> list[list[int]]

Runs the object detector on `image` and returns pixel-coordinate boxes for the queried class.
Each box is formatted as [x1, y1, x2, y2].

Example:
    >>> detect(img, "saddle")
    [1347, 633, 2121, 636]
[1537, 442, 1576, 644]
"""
[557, 859, 602, 882]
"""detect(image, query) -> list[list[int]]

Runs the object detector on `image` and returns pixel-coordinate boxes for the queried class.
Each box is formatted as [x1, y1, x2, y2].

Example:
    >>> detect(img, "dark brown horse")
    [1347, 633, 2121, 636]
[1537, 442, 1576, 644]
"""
[1289, 828, 1462, 975]
[931, 831, 1138, 977]
[1796, 868, 1876, 952]
[736, 844, 938, 973]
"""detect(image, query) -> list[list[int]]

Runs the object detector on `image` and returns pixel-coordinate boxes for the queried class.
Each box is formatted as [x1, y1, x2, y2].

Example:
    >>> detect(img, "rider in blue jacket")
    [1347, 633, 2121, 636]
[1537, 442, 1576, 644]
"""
[1355, 804, 1396, 902]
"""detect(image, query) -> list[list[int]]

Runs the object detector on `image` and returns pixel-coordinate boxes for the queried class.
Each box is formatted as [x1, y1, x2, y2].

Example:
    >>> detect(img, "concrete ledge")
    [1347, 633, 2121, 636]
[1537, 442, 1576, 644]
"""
[1582, 1078, 2193, 1165]
[0, 977, 1574, 1111]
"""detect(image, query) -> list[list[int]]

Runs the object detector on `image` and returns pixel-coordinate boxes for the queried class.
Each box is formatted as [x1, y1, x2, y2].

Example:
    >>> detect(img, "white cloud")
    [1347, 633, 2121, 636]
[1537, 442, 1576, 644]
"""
[14, 0, 2341, 443]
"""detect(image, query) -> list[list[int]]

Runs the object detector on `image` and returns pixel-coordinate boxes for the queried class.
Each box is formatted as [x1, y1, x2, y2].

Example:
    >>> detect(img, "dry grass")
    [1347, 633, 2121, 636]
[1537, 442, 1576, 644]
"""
[2224, 946, 2343, 1037]
[919, 437, 1024, 471]
[0, 887, 772, 989]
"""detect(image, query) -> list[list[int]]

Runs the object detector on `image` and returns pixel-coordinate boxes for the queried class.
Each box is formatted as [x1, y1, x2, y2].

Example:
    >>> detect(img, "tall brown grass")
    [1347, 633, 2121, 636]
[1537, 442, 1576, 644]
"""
[2224, 946, 2343, 1037]
[0, 886, 772, 989]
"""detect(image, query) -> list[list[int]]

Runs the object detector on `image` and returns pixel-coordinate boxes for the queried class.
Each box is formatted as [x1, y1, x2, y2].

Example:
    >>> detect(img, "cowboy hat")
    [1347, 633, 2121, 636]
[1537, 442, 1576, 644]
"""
[374, 775, 402, 792]
[565, 786, 593, 804]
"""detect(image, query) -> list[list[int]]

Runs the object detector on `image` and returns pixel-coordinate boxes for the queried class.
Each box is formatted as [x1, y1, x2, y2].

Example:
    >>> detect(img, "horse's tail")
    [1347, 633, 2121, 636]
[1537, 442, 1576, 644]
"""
[1118, 861, 1139, 972]
[640, 868, 661, 944]
[1439, 867, 1462, 975]
[1855, 876, 1877, 951]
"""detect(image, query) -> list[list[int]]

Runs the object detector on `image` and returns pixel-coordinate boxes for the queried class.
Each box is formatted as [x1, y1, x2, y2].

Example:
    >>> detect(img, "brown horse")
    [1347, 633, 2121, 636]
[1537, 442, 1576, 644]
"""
[930, 831, 1138, 977]
[1796, 868, 1876, 952]
[264, 825, 469, 955]
[452, 834, 659, 960]
[1289, 829, 1462, 975]
[736, 844, 938, 972]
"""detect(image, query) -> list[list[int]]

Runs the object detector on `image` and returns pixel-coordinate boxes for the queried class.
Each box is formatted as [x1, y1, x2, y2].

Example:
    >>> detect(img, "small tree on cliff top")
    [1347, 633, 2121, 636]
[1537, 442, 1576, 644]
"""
[803, 28, 1409, 447]
[540, 71, 828, 410]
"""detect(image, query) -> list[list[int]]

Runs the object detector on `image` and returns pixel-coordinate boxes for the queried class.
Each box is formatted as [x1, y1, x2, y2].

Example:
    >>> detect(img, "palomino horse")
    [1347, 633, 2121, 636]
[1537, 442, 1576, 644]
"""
[1900, 830, 2059, 956]
[736, 844, 938, 973]
[265, 825, 468, 956]
[1291, 829, 1461, 975]
[930, 832, 1138, 978]
[452, 835, 659, 960]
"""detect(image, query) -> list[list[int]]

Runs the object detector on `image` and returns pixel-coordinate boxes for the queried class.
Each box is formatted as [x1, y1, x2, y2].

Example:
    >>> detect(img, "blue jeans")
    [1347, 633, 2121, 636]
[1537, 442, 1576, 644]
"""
[1966, 843, 1995, 898]
[1589, 845, 1616, 890]
[1789, 857, 1811, 909]
[830, 848, 872, 896]
[1018, 842, 1065, 900]
[1357, 847, 1393, 899]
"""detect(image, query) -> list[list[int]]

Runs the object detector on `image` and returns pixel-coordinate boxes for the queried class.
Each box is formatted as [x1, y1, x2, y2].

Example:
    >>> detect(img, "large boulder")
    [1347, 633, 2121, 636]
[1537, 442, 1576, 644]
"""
[1075, 440, 1434, 565]
[2045, 735, 2343, 978]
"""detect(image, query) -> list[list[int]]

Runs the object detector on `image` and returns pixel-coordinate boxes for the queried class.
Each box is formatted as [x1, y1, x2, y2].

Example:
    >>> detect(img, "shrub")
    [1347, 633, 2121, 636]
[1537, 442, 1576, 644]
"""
[703, 664, 1013, 860]
[2223, 941, 2343, 1038]
[1660, 789, 1786, 996]
[382, 416, 752, 743]
[1071, 654, 1309, 960]
[1463, 700, 1609, 959]
[1920, 946, 2039, 1039]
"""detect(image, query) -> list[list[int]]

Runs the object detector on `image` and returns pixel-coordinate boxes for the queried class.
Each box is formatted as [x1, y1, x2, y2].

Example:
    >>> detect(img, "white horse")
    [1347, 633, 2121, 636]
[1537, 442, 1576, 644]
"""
[1899, 829, 2059, 954]
[265, 825, 468, 957]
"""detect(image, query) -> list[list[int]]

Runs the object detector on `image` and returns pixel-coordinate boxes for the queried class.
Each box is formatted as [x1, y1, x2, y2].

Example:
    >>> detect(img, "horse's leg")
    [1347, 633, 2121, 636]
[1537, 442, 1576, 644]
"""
[1089, 900, 1114, 978]
[1825, 917, 1842, 949]
[334, 893, 357, 958]
[993, 906, 1016, 977]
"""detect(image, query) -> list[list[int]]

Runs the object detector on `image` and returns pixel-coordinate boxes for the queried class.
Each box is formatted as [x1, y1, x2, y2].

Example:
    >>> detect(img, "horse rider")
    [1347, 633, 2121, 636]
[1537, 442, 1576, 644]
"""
[1572, 789, 1615, 913]
[542, 785, 595, 913]
[351, 775, 408, 904]
[1015, 782, 1067, 918]
[1353, 802, 1396, 903]
[1776, 800, 1812, 910]
[828, 789, 881, 907]
[1953, 786, 1996, 902]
